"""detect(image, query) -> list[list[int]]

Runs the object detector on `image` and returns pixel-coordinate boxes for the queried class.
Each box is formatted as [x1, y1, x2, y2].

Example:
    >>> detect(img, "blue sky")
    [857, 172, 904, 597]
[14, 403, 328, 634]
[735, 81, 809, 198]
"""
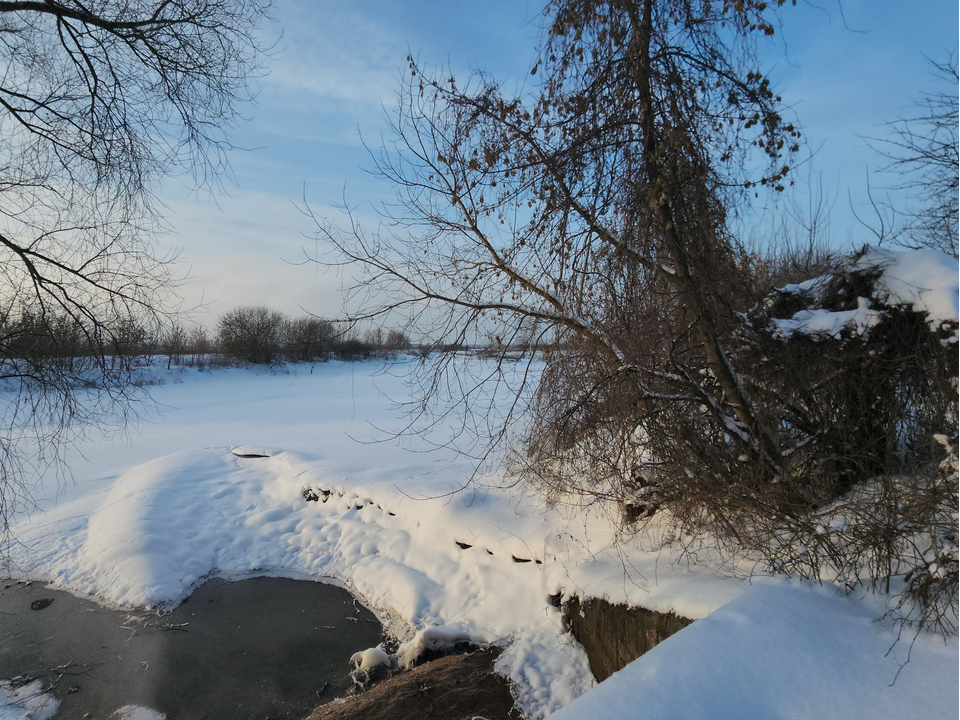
[159, 0, 958, 326]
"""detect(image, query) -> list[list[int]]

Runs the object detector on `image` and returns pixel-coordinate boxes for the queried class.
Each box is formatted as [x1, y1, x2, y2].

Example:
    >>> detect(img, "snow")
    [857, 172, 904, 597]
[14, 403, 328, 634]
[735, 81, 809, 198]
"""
[3, 357, 958, 718]
[773, 248, 958, 339]
[0, 680, 58, 720]
[350, 646, 392, 672]
[774, 295, 883, 338]
[549, 580, 959, 720]
[112, 707, 166, 720]
[856, 247, 959, 327]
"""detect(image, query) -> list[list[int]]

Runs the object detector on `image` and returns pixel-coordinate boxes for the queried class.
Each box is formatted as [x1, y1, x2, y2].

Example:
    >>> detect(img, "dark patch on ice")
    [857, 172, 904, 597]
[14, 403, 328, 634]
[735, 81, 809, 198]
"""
[511, 555, 532, 563]
[455, 541, 473, 550]
[232, 452, 271, 458]
[30, 597, 54, 611]
[0, 577, 383, 719]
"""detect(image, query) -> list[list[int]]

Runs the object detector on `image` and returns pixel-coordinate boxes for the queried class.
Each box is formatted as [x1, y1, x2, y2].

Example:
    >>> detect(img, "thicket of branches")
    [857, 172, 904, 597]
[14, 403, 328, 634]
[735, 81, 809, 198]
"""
[1, 0, 271, 535]
[869, 58, 959, 258]
[317, 0, 958, 631]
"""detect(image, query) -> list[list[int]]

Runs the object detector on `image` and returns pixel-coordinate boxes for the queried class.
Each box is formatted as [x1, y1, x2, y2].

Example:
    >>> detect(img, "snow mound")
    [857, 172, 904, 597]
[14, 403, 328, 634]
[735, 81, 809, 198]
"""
[769, 247, 958, 340]
[857, 247, 959, 326]
[0, 679, 58, 720]
[8, 360, 958, 718]
[350, 646, 392, 672]
[112, 707, 166, 720]
[550, 581, 959, 720]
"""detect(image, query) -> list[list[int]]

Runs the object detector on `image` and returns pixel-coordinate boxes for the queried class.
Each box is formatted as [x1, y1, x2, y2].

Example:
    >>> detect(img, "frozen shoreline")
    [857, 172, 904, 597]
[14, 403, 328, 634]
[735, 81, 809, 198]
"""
[4, 359, 957, 718]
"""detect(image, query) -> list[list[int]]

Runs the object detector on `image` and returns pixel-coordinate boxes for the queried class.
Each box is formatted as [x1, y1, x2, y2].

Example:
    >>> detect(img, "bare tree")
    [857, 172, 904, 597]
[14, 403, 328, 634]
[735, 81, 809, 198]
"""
[163, 322, 188, 369]
[285, 316, 336, 362]
[217, 306, 286, 364]
[316, 0, 957, 629]
[188, 324, 213, 366]
[869, 57, 959, 257]
[315, 0, 798, 481]
[1, 0, 271, 536]
[363, 327, 385, 356]
[384, 329, 410, 354]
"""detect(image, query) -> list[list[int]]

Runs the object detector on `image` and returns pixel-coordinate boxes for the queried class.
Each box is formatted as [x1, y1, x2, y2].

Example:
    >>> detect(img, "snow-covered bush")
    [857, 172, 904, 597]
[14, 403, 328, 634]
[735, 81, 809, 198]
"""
[743, 246, 957, 504]
[517, 246, 958, 633]
[734, 248, 957, 631]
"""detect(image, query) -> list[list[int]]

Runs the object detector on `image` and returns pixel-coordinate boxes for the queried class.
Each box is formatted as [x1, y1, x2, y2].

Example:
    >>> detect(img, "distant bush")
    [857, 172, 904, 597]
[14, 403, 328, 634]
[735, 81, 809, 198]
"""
[285, 316, 336, 362]
[207, 306, 411, 365]
[216, 306, 286, 364]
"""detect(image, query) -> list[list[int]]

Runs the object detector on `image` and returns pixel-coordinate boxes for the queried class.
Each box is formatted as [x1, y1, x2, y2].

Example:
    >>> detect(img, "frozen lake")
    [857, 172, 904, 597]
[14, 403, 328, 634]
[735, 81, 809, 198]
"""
[0, 577, 382, 719]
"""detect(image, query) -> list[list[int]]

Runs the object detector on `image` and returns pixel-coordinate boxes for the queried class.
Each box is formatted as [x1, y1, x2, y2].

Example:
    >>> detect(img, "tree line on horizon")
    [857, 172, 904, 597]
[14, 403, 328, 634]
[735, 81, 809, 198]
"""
[0, 305, 419, 369]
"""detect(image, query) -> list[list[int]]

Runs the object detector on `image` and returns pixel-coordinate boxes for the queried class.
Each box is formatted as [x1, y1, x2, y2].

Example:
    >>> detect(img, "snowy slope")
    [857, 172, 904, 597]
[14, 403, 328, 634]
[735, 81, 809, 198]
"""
[4, 358, 958, 718]
[550, 580, 959, 720]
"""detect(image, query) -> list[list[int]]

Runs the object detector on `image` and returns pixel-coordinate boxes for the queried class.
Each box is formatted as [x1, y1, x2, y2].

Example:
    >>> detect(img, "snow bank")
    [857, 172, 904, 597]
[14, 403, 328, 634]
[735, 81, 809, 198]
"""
[550, 580, 959, 720]
[5, 360, 957, 718]
[771, 247, 958, 339]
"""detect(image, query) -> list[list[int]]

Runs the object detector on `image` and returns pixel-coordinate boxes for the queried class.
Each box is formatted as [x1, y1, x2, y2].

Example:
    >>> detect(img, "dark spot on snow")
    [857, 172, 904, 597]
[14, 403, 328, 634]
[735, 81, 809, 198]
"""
[547, 592, 563, 608]
[388, 512, 396, 517]
[486, 549, 494, 555]
[535, 559, 542, 565]
[303, 488, 333, 503]
[455, 541, 473, 550]
[511, 556, 532, 564]
[233, 452, 270, 459]
[31, 598, 54, 611]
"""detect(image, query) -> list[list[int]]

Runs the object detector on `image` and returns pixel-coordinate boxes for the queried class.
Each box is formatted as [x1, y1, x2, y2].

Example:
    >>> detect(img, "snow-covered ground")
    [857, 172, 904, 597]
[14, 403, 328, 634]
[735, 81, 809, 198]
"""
[3, 357, 958, 718]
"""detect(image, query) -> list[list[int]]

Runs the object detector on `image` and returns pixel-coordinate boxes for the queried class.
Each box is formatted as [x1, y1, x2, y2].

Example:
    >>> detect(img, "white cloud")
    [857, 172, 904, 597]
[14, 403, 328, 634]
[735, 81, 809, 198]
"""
[156, 189, 364, 326]
[265, 1, 406, 106]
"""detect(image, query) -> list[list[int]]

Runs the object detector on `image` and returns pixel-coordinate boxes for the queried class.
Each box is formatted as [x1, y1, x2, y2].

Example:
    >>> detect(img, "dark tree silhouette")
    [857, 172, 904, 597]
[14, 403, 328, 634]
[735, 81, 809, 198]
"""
[316, 0, 957, 630]
[1, 0, 271, 535]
